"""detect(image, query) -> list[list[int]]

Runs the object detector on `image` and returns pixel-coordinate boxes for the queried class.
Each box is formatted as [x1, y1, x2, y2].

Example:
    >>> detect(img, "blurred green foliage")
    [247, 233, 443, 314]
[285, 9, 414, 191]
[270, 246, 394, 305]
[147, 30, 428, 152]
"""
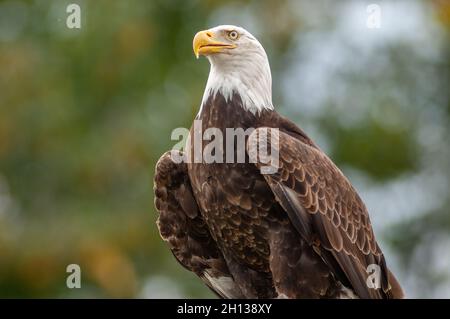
[0, 0, 449, 298]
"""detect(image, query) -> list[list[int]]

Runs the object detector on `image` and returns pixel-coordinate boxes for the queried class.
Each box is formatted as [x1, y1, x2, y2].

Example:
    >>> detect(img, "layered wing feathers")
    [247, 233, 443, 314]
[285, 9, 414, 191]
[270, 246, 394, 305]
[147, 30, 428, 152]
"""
[247, 127, 402, 298]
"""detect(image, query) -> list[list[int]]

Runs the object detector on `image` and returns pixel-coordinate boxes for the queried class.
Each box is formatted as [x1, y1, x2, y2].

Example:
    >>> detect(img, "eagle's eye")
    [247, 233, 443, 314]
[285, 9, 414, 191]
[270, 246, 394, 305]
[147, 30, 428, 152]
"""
[227, 30, 239, 41]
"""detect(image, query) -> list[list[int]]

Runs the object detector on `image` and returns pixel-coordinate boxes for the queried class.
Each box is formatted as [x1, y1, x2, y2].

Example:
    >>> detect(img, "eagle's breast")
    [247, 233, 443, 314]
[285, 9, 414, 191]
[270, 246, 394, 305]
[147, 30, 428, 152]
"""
[187, 92, 280, 272]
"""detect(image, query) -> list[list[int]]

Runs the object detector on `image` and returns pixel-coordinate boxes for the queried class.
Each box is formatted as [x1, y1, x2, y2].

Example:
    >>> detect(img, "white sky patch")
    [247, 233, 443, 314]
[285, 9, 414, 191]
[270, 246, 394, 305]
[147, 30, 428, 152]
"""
[139, 276, 185, 299]
[281, 0, 443, 119]
[344, 168, 448, 231]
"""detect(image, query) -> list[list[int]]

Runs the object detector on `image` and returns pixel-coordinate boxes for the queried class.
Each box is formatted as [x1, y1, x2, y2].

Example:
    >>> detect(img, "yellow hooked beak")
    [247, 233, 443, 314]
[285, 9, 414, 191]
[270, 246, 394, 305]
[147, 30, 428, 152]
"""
[193, 30, 237, 58]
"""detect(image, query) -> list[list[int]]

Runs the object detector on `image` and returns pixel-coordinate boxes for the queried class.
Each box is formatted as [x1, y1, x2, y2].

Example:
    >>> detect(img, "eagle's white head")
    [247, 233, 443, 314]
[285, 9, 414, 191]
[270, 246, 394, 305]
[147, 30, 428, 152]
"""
[193, 25, 273, 114]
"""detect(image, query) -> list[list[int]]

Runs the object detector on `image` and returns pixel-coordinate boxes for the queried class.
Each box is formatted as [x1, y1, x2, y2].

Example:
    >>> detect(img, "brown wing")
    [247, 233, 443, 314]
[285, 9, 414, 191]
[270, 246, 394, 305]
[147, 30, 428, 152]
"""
[247, 128, 403, 299]
[154, 151, 243, 298]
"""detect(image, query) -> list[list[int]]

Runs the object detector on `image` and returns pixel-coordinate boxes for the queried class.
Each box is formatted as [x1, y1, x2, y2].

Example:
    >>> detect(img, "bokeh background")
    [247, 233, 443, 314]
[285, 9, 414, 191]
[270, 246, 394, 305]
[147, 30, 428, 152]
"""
[0, 0, 449, 298]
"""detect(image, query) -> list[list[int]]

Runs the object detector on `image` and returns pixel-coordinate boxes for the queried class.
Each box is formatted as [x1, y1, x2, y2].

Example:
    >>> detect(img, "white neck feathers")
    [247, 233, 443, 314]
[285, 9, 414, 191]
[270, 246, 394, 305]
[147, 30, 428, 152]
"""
[201, 47, 274, 115]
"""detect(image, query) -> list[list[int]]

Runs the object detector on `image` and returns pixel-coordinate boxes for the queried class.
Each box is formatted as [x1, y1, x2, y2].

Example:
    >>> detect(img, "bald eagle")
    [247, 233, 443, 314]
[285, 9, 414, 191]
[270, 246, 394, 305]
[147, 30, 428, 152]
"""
[154, 25, 404, 299]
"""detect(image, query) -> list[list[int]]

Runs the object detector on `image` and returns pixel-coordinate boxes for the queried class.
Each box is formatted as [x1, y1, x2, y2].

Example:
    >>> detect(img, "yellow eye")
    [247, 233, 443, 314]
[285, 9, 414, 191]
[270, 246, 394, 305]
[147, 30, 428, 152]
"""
[228, 30, 239, 40]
